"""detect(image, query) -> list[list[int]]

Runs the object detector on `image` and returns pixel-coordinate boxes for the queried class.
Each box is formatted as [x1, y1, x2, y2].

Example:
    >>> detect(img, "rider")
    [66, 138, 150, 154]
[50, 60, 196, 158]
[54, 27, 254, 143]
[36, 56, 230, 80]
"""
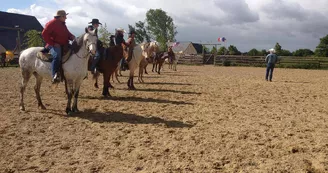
[126, 30, 136, 63]
[42, 10, 75, 84]
[115, 28, 127, 70]
[115, 28, 136, 70]
[88, 19, 102, 74]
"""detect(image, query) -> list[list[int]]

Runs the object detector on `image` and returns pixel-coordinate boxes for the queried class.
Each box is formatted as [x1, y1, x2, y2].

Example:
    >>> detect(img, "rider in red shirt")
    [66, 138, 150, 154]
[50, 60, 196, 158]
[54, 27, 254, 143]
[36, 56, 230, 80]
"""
[42, 10, 75, 83]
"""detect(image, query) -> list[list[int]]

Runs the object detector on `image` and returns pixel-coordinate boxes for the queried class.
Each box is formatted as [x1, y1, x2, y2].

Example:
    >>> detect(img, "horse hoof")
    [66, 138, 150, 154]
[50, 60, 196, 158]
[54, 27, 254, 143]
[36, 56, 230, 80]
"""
[20, 106, 25, 111]
[39, 105, 47, 110]
[94, 83, 99, 89]
[66, 108, 72, 115]
[73, 108, 79, 113]
[145, 72, 148, 74]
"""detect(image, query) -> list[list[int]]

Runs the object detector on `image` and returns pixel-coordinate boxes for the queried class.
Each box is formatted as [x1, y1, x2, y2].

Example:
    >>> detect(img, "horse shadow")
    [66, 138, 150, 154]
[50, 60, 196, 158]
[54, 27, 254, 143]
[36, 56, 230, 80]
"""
[128, 88, 202, 95]
[71, 109, 194, 128]
[141, 82, 194, 86]
[80, 95, 194, 105]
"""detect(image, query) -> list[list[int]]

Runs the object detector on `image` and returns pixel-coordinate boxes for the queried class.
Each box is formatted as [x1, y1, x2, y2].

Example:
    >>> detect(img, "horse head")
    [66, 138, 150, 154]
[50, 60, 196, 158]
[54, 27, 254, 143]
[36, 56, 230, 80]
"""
[142, 41, 159, 58]
[83, 27, 98, 56]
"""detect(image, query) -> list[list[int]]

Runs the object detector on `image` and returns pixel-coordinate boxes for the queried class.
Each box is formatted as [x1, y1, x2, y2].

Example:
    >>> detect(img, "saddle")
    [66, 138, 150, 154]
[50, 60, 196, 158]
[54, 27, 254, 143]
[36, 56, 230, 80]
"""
[36, 44, 73, 63]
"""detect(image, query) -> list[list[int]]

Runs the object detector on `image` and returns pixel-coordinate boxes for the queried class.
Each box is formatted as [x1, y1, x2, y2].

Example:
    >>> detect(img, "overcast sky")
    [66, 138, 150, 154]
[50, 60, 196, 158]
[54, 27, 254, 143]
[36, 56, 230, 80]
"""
[4, 0, 328, 52]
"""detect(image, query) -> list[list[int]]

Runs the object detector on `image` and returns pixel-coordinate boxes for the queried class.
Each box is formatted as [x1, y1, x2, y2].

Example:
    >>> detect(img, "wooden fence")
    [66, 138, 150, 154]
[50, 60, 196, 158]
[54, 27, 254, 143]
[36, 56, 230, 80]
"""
[176, 54, 328, 68]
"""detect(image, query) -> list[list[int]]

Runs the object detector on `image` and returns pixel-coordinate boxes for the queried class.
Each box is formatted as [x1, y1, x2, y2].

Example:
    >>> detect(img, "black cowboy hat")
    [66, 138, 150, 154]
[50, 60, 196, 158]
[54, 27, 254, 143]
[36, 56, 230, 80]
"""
[89, 19, 102, 25]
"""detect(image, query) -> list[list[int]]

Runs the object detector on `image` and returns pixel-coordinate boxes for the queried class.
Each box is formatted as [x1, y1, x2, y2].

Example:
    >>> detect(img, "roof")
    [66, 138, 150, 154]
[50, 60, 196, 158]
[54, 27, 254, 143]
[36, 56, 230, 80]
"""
[0, 11, 43, 51]
[0, 44, 5, 53]
[167, 42, 198, 54]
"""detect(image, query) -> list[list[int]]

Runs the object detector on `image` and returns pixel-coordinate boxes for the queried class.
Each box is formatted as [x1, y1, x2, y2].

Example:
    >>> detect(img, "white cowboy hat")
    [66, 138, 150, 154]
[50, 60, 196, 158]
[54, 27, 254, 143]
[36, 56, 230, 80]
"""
[268, 48, 275, 53]
[115, 28, 126, 33]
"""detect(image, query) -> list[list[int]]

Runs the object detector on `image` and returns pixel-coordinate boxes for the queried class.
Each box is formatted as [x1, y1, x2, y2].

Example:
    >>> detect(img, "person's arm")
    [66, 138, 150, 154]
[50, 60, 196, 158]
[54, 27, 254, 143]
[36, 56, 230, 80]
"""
[41, 21, 55, 46]
[265, 54, 269, 63]
[68, 31, 75, 41]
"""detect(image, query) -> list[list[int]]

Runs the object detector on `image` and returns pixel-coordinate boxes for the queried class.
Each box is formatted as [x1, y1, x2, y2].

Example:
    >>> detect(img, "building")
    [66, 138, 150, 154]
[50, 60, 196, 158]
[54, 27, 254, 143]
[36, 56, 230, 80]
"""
[0, 11, 43, 53]
[167, 42, 203, 55]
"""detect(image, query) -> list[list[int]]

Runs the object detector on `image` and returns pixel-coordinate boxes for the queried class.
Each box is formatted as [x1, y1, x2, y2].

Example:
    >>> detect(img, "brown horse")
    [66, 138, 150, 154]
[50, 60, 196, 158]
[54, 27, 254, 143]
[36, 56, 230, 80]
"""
[91, 44, 128, 97]
[152, 47, 175, 74]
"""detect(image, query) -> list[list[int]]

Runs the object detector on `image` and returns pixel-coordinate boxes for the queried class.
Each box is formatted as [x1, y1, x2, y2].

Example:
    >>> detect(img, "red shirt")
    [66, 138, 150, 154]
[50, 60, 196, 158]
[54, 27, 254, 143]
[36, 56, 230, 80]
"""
[42, 18, 74, 47]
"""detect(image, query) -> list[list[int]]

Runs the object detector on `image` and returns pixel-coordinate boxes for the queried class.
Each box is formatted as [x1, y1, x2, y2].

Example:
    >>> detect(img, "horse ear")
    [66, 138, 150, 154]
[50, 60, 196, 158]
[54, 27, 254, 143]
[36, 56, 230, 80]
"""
[85, 27, 88, 33]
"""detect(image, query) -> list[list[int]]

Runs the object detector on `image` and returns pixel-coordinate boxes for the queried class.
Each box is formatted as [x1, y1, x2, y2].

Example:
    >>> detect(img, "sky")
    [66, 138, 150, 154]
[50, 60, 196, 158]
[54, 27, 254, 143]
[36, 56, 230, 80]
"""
[2, 0, 328, 52]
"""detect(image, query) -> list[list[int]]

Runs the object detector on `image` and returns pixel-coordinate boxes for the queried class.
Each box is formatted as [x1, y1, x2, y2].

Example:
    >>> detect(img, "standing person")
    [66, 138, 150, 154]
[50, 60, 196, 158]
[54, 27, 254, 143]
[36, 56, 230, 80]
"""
[265, 48, 278, 82]
[88, 19, 102, 74]
[115, 28, 127, 70]
[41, 10, 75, 83]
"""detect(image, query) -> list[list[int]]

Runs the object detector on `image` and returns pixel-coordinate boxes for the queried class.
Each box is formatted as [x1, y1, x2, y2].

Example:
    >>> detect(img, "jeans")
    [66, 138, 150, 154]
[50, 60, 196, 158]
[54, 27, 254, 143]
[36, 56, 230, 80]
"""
[90, 50, 100, 71]
[49, 46, 62, 78]
[265, 63, 275, 81]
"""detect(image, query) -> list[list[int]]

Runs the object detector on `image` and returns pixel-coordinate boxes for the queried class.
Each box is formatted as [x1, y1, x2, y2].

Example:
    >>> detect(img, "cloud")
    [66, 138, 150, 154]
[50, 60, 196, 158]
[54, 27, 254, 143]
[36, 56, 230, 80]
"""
[5, 0, 328, 52]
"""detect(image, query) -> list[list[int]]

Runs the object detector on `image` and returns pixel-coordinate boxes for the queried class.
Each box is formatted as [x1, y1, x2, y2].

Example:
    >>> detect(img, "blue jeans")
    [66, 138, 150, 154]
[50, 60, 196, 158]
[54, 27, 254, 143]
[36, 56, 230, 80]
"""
[90, 50, 100, 71]
[49, 46, 62, 78]
[266, 63, 275, 81]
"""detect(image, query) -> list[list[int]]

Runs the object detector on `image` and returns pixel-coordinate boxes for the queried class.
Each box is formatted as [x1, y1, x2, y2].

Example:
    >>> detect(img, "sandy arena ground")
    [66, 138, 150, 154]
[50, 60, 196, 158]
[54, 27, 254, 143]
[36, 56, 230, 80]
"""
[0, 65, 328, 173]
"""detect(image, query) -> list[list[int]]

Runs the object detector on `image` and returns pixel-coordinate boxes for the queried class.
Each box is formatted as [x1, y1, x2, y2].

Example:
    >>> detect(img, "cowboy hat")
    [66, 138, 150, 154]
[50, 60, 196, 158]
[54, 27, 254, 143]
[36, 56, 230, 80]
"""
[115, 28, 126, 33]
[54, 10, 68, 17]
[268, 48, 275, 53]
[89, 19, 102, 25]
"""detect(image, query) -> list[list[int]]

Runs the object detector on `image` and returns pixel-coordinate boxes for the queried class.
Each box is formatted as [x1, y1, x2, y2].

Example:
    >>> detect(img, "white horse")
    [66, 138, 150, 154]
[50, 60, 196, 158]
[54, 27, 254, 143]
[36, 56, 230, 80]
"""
[127, 42, 158, 89]
[19, 28, 98, 115]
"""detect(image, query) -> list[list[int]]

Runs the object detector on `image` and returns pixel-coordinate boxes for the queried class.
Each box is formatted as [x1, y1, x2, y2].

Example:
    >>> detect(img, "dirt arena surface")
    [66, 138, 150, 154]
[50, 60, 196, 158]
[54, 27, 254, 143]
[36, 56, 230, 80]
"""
[1, 65, 328, 172]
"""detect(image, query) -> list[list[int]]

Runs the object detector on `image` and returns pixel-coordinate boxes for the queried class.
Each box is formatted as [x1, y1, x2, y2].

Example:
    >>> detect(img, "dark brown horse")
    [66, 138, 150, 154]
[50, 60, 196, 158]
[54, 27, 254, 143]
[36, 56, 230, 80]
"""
[91, 44, 128, 97]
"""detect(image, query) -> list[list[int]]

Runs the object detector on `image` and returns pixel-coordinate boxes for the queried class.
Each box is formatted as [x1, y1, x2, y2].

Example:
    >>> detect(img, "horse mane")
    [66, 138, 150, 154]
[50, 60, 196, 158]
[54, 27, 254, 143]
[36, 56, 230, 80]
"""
[71, 33, 86, 53]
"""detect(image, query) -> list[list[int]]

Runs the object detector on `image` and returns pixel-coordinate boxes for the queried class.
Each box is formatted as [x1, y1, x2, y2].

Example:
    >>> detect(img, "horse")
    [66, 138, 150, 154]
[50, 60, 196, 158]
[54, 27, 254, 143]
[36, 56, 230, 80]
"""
[92, 43, 128, 97]
[127, 42, 158, 88]
[152, 47, 175, 74]
[19, 28, 98, 115]
[165, 51, 181, 71]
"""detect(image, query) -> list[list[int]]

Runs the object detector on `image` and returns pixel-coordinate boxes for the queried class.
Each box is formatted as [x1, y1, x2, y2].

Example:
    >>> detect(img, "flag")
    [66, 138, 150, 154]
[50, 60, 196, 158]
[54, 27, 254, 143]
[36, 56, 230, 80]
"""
[173, 42, 180, 47]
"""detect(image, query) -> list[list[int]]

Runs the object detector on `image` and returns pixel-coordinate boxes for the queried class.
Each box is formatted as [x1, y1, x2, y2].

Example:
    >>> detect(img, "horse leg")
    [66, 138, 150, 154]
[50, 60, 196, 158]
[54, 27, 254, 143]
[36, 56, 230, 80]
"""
[19, 70, 32, 111]
[33, 72, 46, 110]
[158, 63, 162, 74]
[138, 65, 143, 83]
[152, 63, 155, 72]
[102, 73, 111, 97]
[65, 80, 73, 115]
[130, 77, 136, 90]
[115, 68, 121, 83]
[72, 82, 81, 113]
[93, 71, 99, 88]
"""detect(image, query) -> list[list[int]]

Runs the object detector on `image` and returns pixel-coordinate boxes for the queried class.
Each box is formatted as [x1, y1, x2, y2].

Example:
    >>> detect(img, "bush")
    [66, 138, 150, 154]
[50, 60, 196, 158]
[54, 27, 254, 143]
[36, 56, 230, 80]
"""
[222, 60, 231, 66]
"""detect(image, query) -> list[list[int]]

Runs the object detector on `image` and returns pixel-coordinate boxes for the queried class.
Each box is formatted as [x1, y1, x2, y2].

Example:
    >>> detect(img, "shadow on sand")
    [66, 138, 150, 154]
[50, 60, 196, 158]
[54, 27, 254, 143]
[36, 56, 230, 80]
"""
[70, 109, 194, 128]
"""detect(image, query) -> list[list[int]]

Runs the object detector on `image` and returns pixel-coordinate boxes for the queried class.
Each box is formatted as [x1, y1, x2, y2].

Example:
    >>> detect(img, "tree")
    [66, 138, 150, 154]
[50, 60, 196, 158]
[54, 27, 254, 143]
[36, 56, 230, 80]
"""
[280, 49, 292, 56]
[210, 46, 217, 54]
[293, 49, 314, 57]
[274, 43, 282, 55]
[228, 45, 240, 55]
[203, 46, 210, 54]
[146, 9, 177, 50]
[217, 46, 228, 55]
[315, 35, 328, 57]
[23, 30, 44, 48]
[247, 48, 259, 56]
[135, 21, 151, 43]
[98, 23, 111, 48]
[260, 49, 267, 56]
